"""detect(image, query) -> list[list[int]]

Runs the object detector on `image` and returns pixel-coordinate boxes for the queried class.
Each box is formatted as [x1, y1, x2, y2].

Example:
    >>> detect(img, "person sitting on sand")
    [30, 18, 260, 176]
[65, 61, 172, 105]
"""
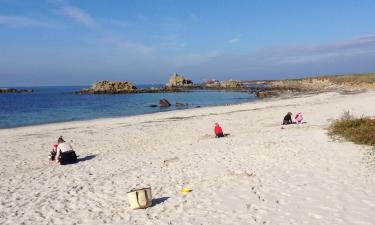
[214, 122, 224, 138]
[295, 112, 303, 124]
[55, 136, 78, 165]
[283, 112, 293, 125]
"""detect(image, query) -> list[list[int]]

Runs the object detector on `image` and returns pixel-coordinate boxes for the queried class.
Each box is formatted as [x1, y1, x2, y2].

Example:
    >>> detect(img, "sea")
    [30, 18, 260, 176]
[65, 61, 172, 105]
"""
[0, 85, 257, 129]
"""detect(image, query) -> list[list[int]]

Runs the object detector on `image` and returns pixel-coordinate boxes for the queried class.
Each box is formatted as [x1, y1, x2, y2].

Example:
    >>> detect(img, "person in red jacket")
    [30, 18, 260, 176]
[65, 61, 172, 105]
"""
[214, 122, 224, 138]
[49, 143, 59, 161]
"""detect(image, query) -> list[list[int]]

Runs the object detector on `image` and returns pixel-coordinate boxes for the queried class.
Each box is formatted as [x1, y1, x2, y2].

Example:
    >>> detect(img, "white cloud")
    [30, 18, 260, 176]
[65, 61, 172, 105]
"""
[102, 33, 154, 55]
[0, 15, 46, 28]
[229, 35, 241, 44]
[57, 4, 96, 28]
[182, 34, 375, 80]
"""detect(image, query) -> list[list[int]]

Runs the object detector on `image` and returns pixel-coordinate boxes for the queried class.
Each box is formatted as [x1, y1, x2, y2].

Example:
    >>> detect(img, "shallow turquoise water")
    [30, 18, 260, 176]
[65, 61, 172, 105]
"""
[0, 86, 256, 128]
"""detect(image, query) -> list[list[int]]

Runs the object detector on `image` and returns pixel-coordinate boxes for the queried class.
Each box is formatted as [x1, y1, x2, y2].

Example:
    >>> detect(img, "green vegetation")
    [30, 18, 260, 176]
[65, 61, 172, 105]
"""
[307, 73, 375, 85]
[329, 111, 375, 147]
[278, 73, 375, 84]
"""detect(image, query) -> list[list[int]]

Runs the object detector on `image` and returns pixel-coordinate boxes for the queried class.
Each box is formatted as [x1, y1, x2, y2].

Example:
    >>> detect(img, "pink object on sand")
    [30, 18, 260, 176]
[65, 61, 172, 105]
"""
[295, 113, 303, 123]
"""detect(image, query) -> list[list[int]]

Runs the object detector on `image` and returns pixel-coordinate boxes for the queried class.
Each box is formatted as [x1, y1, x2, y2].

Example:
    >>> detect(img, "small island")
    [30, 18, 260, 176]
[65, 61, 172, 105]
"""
[77, 80, 142, 94]
[75, 73, 196, 94]
[0, 88, 33, 94]
[75, 72, 250, 94]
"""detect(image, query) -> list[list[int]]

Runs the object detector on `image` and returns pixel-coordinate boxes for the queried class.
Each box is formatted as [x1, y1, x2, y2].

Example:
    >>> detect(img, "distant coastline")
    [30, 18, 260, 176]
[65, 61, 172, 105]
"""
[72, 72, 375, 99]
[0, 88, 33, 94]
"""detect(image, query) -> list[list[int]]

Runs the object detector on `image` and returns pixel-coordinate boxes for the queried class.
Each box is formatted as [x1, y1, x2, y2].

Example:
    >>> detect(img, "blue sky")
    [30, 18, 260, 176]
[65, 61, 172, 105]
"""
[1, 0, 375, 86]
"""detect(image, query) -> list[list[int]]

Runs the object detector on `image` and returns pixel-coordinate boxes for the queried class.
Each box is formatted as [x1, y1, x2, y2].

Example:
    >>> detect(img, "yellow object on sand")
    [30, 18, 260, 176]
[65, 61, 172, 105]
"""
[180, 187, 192, 193]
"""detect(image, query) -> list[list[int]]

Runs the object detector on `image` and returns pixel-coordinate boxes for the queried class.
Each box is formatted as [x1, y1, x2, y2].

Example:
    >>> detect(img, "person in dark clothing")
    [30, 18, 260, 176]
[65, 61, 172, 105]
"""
[283, 112, 293, 125]
[55, 136, 78, 165]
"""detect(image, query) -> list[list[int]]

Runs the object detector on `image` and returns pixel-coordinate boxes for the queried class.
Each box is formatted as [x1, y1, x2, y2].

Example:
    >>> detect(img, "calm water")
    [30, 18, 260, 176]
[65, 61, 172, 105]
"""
[0, 86, 256, 128]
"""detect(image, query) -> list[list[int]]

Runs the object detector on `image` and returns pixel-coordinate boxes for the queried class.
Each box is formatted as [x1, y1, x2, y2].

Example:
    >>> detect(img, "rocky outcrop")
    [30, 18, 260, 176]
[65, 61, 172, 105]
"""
[83, 80, 137, 94]
[176, 102, 188, 107]
[201, 79, 221, 88]
[76, 80, 191, 94]
[165, 73, 193, 88]
[159, 99, 171, 107]
[255, 91, 280, 98]
[220, 80, 243, 89]
[0, 88, 33, 94]
[202, 79, 243, 89]
[93, 80, 136, 91]
[78, 80, 137, 94]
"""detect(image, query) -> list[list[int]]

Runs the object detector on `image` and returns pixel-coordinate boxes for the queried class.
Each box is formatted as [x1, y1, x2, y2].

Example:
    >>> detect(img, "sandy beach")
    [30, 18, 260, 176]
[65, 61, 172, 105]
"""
[1, 90, 375, 225]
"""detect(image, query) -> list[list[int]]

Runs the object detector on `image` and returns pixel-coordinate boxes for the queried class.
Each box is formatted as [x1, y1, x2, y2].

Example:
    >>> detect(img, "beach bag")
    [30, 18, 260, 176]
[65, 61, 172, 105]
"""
[127, 187, 152, 209]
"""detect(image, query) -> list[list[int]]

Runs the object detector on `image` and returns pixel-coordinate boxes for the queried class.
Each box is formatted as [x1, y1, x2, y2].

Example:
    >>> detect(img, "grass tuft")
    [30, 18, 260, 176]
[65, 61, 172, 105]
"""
[329, 111, 375, 147]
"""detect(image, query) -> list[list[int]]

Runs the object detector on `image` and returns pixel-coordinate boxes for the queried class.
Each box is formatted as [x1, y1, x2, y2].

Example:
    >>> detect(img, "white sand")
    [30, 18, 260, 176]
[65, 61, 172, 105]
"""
[1, 90, 375, 225]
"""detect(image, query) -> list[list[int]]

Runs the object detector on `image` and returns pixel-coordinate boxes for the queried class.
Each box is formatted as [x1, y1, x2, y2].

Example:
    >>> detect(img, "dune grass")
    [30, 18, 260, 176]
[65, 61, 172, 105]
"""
[329, 111, 375, 147]
[281, 73, 375, 84]
[310, 73, 375, 85]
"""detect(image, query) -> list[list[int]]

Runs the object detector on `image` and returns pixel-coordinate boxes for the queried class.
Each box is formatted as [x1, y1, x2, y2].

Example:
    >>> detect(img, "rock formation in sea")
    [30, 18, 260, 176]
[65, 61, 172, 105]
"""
[255, 91, 280, 98]
[165, 73, 193, 88]
[202, 79, 243, 89]
[201, 79, 220, 88]
[77, 79, 187, 94]
[0, 88, 33, 94]
[159, 99, 171, 107]
[77, 80, 144, 94]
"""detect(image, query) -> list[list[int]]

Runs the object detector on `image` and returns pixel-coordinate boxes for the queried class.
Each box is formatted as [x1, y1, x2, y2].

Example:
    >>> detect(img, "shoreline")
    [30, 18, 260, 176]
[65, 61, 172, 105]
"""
[1, 90, 375, 224]
[0, 88, 256, 130]
[1, 88, 329, 130]
[0, 95, 258, 130]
